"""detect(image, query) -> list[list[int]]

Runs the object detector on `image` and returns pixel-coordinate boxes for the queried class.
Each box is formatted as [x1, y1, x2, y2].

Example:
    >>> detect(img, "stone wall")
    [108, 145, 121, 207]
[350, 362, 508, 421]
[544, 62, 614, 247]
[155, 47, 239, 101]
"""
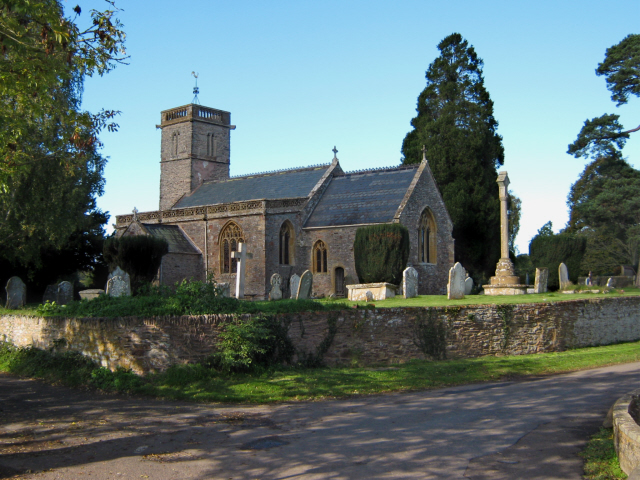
[2, 297, 640, 374]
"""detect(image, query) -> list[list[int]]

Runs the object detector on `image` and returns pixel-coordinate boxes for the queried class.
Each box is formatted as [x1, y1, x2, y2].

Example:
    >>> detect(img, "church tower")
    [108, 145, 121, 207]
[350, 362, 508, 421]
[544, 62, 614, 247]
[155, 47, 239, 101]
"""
[158, 104, 235, 210]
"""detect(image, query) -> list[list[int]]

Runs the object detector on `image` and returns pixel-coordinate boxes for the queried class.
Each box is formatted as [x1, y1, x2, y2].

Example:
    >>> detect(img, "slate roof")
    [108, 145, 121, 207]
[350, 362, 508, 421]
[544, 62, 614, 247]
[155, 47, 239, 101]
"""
[305, 166, 419, 228]
[144, 224, 200, 254]
[174, 165, 330, 208]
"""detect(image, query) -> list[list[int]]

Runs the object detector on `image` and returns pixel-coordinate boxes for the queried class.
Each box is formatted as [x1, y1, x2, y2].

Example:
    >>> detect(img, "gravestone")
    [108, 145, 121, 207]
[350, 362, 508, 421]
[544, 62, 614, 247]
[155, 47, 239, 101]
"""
[534, 268, 549, 294]
[403, 267, 419, 299]
[106, 276, 131, 297]
[558, 263, 570, 290]
[447, 262, 466, 300]
[57, 281, 74, 305]
[231, 242, 253, 299]
[464, 276, 474, 295]
[297, 270, 313, 300]
[42, 284, 58, 304]
[269, 273, 283, 301]
[607, 277, 614, 288]
[365, 290, 374, 302]
[289, 274, 301, 299]
[217, 282, 231, 298]
[5, 276, 26, 309]
[106, 267, 131, 291]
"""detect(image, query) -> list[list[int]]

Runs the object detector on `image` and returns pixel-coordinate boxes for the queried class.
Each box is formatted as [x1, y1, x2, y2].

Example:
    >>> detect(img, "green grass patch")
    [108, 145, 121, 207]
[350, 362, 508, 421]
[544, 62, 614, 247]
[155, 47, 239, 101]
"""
[2, 340, 640, 404]
[581, 427, 627, 479]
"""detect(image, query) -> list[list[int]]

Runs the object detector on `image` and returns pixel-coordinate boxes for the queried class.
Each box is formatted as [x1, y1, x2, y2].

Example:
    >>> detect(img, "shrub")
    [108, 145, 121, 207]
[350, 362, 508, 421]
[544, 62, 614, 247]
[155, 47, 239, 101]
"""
[529, 233, 586, 290]
[103, 235, 169, 293]
[354, 224, 410, 285]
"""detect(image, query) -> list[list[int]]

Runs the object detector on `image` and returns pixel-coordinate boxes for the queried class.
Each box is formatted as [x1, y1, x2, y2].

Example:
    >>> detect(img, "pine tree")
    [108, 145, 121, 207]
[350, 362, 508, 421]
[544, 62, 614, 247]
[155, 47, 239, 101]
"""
[401, 33, 505, 280]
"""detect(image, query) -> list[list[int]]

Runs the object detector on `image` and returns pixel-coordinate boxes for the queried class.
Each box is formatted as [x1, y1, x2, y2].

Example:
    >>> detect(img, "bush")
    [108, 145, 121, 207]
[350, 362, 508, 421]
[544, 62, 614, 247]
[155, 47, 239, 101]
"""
[103, 235, 169, 293]
[354, 224, 410, 285]
[529, 233, 586, 290]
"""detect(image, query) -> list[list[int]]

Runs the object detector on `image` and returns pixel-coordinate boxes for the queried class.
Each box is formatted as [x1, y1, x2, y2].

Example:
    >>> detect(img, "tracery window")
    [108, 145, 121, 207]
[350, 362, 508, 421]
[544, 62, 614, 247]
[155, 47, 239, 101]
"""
[313, 240, 328, 273]
[279, 222, 294, 265]
[220, 222, 245, 274]
[419, 208, 437, 264]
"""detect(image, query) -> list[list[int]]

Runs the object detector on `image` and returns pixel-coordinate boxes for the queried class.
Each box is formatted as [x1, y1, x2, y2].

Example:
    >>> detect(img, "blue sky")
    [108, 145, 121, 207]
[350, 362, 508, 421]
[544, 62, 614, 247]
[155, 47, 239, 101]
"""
[78, 0, 640, 254]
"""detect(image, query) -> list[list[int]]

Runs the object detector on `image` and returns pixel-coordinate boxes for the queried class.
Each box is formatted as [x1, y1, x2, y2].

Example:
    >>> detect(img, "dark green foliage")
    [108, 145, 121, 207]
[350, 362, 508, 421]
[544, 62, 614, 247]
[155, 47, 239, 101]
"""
[529, 233, 587, 290]
[514, 254, 534, 281]
[537, 221, 554, 237]
[210, 315, 295, 373]
[508, 192, 522, 255]
[401, 33, 504, 279]
[354, 224, 410, 284]
[413, 309, 447, 360]
[103, 235, 169, 293]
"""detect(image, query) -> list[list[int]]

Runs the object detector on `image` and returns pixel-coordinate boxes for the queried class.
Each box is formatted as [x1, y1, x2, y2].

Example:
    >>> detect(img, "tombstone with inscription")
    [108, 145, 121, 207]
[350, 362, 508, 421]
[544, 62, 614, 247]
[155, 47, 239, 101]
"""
[607, 277, 615, 288]
[297, 270, 313, 300]
[269, 273, 283, 301]
[106, 266, 131, 291]
[558, 263, 570, 290]
[403, 267, 419, 299]
[534, 268, 549, 294]
[5, 276, 26, 309]
[106, 276, 131, 297]
[42, 284, 58, 304]
[56, 281, 74, 305]
[464, 276, 474, 296]
[447, 262, 466, 300]
[289, 274, 301, 300]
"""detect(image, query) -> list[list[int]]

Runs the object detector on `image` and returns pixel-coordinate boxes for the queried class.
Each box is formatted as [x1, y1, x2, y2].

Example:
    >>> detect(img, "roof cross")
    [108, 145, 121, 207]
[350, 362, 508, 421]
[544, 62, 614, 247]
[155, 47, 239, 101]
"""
[132, 207, 138, 221]
[421, 145, 427, 162]
[332, 146, 338, 159]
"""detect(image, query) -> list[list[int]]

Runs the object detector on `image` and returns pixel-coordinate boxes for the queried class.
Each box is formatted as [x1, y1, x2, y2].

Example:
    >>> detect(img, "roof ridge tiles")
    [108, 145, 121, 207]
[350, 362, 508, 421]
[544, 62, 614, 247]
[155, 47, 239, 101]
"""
[227, 163, 331, 180]
[343, 164, 418, 175]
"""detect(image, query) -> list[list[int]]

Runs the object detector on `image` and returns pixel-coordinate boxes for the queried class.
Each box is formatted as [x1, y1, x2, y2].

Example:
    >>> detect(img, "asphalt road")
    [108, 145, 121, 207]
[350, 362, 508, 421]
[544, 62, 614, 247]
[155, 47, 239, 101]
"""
[1, 362, 639, 480]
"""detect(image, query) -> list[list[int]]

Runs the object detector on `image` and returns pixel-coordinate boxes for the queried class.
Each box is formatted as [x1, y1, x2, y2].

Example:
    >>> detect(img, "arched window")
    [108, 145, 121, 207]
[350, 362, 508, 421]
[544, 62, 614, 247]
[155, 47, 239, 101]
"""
[419, 209, 437, 264]
[313, 240, 328, 273]
[279, 222, 294, 265]
[220, 222, 245, 274]
[172, 132, 179, 157]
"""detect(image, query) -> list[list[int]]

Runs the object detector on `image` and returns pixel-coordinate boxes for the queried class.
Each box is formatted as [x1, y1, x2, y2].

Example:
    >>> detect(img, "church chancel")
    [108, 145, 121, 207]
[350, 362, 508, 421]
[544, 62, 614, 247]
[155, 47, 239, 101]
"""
[115, 100, 456, 299]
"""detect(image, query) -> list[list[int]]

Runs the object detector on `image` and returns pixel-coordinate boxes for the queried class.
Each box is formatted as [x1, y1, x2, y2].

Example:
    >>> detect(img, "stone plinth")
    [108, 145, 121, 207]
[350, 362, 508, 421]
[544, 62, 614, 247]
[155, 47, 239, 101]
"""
[483, 258, 529, 296]
[347, 283, 396, 301]
[79, 289, 105, 300]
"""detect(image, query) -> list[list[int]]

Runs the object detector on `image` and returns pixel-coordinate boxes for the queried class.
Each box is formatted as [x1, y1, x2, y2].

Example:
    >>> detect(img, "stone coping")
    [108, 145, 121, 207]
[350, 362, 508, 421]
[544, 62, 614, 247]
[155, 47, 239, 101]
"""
[346, 283, 398, 290]
[613, 388, 640, 475]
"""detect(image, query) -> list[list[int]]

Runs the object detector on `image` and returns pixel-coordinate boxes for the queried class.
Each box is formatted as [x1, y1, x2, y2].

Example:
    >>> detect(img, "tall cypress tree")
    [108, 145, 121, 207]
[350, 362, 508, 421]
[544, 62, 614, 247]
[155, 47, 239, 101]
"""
[402, 33, 504, 280]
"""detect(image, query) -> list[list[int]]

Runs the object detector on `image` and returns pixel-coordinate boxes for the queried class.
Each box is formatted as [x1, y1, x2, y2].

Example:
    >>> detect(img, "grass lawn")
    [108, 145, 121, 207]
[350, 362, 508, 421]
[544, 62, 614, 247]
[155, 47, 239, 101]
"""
[2, 340, 640, 404]
[581, 427, 628, 479]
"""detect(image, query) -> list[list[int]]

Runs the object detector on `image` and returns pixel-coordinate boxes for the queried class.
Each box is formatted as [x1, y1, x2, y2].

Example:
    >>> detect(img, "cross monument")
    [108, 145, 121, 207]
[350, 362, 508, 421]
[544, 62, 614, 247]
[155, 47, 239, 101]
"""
[231, 242, 253, 299]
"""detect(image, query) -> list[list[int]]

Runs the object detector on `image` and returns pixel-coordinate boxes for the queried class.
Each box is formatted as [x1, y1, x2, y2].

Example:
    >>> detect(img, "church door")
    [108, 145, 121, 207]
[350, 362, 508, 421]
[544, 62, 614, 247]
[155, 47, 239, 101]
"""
[335, 267, 345, 297]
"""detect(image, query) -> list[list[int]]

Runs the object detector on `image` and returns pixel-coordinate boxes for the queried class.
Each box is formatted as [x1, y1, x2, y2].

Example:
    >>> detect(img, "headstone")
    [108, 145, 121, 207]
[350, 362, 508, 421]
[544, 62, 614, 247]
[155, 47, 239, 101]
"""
[403, 267, 419, 299]
[297, 270, 313, 300]
[447, 263, 466, 300]
[106, 276, 131, 297]
[57, 281, 74, 305]
[464, 277, 474, 295]
[365, 290, 374, 302]
[289, 274, 301, 299]
[42, 284, 58, 304]
[269, 273, 283, 301]
[607, 277, 614, 288]
[558, 263, 570, 290]
[217, 282, 231, 298]
[5, 276, 26, 309]
[106, 267, 131, 291]
[534, 268, 549, 294]
[231, 242, 253, 299]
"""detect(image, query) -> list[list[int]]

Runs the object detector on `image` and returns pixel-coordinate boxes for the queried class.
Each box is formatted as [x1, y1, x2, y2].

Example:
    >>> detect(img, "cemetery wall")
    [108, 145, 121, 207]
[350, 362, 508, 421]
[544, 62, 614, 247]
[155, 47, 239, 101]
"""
[1, 296, 640, 373]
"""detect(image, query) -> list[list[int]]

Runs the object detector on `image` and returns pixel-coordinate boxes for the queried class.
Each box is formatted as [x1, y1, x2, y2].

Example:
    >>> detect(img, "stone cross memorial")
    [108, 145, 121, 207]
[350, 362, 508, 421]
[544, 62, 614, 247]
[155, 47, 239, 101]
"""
[269, 273, 283, 301]
[297, 270, 313, 300]
[447, 262, 466, 300]
[5, 276, 26, 309]
[289, 274, 301, 299]
[231, 242, 253, 299]
[534, 268, 549, 294]
[558, 263, 570, 291]
[403, 267, 418, 299]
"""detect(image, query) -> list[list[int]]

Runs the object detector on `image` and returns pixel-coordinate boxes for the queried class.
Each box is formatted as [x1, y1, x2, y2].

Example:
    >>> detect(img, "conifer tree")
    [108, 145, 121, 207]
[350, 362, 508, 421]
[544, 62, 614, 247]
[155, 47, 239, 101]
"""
[402, 33, 505, 279]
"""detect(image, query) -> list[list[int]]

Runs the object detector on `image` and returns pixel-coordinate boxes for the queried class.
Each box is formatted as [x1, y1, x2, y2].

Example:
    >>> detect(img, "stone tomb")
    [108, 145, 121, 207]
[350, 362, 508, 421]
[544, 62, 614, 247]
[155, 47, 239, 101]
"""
[347, 282, 397, 301]
[447, 263, 466, 300]
[534, 268, 549, 294]
[297, 270, 313, 300]
[269, 273, 283, 301]
[5, 276, 26, 309]
[289, 274, 301, 300]
[403, 267, 419, 299]
[79, 289, 105, 300]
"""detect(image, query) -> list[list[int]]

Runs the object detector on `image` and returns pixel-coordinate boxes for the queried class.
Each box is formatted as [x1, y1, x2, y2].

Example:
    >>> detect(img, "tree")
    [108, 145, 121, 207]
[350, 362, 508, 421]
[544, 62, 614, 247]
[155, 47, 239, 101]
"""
[354, 224, 410, 285]
[507, 191, 521, 256]
[401, 33, 505, 279]
[0, 1, 126, 270]
[529, 233, 586, 290]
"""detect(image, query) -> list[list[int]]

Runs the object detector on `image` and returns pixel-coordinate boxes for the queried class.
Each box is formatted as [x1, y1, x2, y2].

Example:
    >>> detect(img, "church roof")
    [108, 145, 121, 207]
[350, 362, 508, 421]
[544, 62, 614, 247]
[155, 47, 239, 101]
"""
[305, 166, 419, 228]
[173, 165, 330, 208]
[144, 224, 200, 254]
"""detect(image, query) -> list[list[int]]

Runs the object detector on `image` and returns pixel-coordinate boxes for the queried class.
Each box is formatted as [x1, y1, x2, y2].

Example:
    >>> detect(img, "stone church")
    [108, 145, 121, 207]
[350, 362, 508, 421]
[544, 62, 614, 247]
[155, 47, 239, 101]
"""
[115, 102, 455, 299]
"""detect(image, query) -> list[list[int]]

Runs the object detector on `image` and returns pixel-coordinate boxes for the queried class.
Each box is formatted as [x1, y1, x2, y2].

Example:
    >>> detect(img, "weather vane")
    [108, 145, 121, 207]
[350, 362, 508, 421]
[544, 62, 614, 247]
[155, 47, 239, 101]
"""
[191, 71, 200, 105]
